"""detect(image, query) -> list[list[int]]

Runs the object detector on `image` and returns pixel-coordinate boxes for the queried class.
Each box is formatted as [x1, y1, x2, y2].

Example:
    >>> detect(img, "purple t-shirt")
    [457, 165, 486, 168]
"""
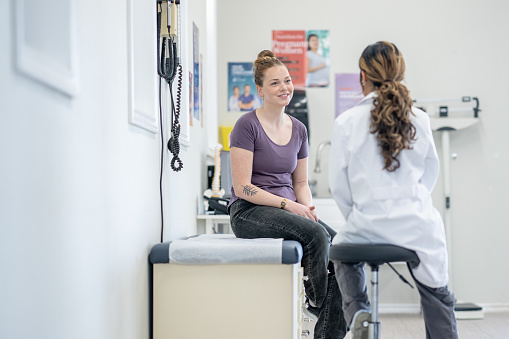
[228, 110, 309, 207]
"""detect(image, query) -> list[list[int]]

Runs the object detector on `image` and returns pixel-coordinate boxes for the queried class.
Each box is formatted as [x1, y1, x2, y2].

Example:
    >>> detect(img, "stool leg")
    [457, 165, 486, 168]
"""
[370, 265, 380, 339]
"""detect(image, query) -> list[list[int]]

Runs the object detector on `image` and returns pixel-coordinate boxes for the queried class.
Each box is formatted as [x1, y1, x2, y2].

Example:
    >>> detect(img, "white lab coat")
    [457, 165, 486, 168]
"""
[329, 92, 448, 288]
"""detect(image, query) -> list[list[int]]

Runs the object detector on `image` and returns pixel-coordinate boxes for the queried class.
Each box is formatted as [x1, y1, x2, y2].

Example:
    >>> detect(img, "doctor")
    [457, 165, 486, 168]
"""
[329, 41, 458, 339]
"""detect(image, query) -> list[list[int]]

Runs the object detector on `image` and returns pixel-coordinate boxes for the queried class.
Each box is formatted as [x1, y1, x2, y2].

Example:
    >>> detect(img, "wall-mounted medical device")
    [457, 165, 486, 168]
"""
[157, 0, 183, 172]
[413, 95, 483, 319]
[413, 96, 481, 131]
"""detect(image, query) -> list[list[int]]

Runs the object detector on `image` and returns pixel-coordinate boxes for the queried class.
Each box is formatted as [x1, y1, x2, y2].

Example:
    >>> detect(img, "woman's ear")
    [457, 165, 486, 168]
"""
[360, 70, 367, 84]
[256, 85, 263, 99]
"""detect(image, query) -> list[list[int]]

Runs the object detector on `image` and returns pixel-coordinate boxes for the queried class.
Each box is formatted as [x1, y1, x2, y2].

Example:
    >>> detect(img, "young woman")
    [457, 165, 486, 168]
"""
[228, 50, 347, 338]
[329, 41, 458, 339]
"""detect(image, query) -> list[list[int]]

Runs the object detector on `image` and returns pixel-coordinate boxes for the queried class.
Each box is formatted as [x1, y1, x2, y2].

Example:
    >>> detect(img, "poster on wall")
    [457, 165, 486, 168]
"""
[227, 62, 262, 112]
[335, 73, 363, 118]
[200, 53, 204, 127]
[271, 30, 330, 88]
[272, 30, 307, 88]
[193, 22, 200, 121]
[189, 71, 193, 127]
[306, 30, 330, 87]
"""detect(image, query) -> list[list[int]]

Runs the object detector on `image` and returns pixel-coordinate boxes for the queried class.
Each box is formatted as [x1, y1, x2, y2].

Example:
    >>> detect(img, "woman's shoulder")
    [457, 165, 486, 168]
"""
[232, 110, 259, 135]
[289, 114, 305, 127]
[411, 106, 429, 119]
[335, 104, 370, 126]
[234, 110, 257, 125]
[288, 114, 308, 136]
[411, 107, 432, 128]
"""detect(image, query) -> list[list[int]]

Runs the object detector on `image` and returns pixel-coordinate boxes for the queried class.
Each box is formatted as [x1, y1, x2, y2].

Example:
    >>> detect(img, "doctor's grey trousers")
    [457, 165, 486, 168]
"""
[229, 199, 347, 339]
[333, 261, 459, 338]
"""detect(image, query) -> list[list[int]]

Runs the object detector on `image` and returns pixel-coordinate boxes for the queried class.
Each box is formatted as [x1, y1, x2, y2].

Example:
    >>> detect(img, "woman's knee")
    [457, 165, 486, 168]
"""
[312, 223, 333, 246]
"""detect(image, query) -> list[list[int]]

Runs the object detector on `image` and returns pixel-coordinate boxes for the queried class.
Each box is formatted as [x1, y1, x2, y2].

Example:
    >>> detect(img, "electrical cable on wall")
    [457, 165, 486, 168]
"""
[158, 76, 165, 242]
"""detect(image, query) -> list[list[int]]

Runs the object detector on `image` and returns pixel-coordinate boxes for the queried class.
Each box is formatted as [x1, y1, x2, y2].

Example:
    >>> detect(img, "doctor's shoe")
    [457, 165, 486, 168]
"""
[351, 309, 370, 339]
[303, 298, 319, 321]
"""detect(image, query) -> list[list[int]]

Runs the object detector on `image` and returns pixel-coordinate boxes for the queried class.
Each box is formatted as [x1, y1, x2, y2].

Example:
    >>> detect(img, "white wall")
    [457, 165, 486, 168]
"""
[217, 0, 509, 307]
[0, 0, 216, 338]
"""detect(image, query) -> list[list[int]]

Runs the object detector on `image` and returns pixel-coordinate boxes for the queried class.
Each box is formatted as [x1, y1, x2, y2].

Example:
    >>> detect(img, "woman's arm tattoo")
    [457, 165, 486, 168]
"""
[242, 185, 258, 196]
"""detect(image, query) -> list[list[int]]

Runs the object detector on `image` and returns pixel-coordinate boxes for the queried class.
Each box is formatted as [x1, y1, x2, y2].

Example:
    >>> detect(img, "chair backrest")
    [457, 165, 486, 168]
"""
[329, 244, 420, 268]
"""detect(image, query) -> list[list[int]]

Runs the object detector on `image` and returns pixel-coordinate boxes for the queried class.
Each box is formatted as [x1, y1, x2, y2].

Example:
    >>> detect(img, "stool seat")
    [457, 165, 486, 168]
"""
[329, 243, 420, 268]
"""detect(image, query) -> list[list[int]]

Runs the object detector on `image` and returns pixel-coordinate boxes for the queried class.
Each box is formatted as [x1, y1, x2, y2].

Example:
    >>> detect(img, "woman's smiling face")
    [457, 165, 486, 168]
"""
[258, 65, 293, 107]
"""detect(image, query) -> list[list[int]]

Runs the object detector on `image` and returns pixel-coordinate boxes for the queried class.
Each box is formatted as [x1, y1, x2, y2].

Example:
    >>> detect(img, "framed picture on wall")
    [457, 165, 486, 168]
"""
[200, 53, 204, 127]
[175, 0, 190, 147]
[189, 71, 193, 127]
[126, 0, 159, 133]
[193, 22, 200, 121]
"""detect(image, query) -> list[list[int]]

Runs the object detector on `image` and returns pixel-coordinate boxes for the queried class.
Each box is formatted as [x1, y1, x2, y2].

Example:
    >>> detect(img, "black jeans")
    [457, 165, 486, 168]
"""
[229, 199, 347, 339]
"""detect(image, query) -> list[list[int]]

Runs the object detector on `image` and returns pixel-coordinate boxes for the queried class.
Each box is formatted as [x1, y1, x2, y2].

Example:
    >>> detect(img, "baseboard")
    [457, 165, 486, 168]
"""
[379, 304, 421, 314]
[477, 303, 509, 313]
[379, 303, 509, 315]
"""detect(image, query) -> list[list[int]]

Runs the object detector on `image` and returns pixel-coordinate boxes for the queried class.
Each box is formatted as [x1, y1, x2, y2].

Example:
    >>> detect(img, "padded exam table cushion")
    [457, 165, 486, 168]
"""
[149, 234, 303, 265]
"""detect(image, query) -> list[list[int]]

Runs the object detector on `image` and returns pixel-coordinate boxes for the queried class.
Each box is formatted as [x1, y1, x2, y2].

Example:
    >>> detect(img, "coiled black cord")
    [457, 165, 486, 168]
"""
[176, 63, 182, 115]
[168, 63, 183, 171]
[157, 9, 183, 172]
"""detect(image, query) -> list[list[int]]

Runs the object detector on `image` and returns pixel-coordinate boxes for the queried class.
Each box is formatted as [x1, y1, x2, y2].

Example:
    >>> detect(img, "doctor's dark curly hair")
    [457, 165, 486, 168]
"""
[359, 41, 416, 172]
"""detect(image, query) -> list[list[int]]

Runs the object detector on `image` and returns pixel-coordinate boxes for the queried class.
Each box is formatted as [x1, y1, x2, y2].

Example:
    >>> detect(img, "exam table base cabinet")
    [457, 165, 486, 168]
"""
[153, 263, 305, 339]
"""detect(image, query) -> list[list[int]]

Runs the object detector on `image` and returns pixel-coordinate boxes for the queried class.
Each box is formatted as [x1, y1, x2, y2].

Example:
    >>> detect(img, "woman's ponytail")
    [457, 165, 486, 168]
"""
[371, 79, 415, 172]
[360, 41, 416, 172]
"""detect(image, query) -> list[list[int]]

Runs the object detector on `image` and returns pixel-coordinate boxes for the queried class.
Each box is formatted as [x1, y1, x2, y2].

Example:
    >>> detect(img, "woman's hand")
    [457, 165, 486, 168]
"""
[286, 200, 318, 222]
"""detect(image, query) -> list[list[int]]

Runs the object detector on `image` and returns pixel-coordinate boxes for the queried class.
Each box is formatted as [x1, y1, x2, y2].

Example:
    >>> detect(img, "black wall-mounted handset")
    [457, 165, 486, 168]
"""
[157, 0, 183, 172]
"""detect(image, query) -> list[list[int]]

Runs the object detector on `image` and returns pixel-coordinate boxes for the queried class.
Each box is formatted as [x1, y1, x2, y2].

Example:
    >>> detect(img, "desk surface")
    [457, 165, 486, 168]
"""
[196, 214, 230, 220]
[197, 214, 231, 234]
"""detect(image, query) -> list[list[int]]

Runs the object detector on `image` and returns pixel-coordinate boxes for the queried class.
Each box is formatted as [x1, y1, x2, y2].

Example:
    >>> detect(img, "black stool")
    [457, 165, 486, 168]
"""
[329, 244, 420, 339]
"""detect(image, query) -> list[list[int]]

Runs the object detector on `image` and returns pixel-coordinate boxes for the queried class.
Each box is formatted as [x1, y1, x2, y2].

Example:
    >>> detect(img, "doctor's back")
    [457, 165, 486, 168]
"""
[329, 94, 448, 288]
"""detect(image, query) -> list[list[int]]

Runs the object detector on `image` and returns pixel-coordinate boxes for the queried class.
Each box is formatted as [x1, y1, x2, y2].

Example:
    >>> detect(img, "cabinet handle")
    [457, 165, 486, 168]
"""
[302, 275, 309, 281]
[302, 330, 310, 336]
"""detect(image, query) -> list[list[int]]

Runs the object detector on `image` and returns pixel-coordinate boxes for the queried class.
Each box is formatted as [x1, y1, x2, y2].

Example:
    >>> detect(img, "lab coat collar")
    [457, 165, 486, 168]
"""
[356, 91, 377, 106]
